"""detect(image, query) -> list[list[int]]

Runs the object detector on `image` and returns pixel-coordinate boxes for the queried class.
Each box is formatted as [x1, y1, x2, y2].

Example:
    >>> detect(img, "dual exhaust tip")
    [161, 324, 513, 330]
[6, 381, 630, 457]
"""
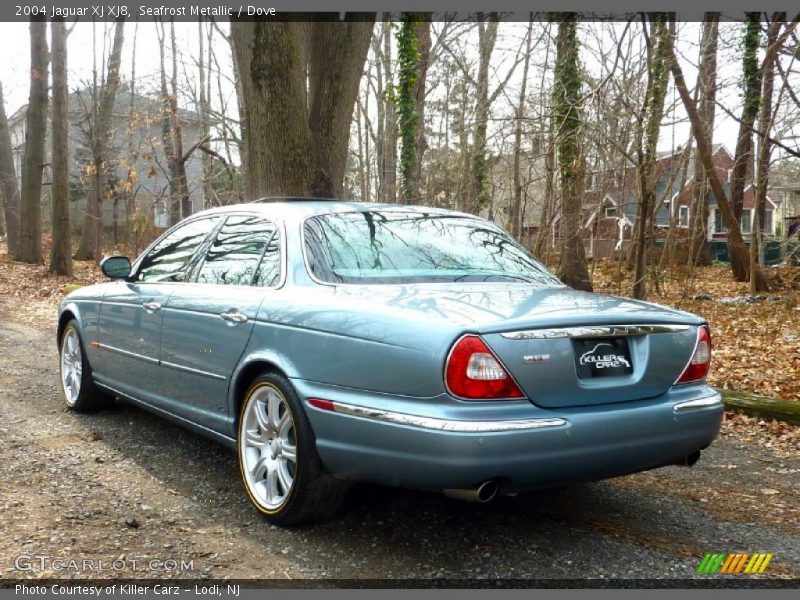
[444, 451, 702, 503]
[443, 480, 499, 504]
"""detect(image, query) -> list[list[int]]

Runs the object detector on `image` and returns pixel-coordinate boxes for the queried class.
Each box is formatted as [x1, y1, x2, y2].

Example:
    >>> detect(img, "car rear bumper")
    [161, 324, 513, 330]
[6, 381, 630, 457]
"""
[296, 380, 723, 493]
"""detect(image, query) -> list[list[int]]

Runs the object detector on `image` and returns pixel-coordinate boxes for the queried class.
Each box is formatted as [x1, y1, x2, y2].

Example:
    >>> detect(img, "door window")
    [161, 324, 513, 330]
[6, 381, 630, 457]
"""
[196, 215, 278, 286]
[254, 232, 281, 287]
[136, 217, 220, 282]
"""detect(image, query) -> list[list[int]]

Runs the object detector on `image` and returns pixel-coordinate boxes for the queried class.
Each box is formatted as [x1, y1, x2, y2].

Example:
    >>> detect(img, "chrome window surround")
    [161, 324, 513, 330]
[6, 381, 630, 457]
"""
[129, 211, 288, 290]
[500, 324, 691, 340]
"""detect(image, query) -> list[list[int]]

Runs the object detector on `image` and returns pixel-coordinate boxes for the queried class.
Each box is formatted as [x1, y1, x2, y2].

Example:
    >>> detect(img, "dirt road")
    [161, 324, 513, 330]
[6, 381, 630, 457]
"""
[0, 318, 798, 583]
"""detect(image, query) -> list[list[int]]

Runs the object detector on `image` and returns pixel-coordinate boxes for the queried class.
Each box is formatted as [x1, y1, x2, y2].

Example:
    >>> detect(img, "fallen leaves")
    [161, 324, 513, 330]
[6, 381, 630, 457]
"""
[594, 262, 800, 403]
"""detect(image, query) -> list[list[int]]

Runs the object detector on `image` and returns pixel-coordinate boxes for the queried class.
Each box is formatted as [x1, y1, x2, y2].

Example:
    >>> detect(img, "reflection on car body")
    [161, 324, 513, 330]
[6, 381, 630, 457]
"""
[57, 199, 722, 525]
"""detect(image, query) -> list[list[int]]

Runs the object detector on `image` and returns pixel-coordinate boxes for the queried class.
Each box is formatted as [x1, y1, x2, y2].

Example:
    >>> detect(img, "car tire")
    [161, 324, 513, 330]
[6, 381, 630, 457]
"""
[237, 372, 348, 526]
[59, 320, 113, 412]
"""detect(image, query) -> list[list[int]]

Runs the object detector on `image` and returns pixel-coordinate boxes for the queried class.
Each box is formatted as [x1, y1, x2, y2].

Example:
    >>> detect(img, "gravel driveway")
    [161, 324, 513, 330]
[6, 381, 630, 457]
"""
[0, 318, 798, 583]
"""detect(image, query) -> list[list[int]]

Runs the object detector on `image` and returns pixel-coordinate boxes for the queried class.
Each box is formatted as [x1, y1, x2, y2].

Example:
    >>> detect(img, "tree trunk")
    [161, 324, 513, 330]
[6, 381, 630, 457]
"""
[632, 17, 671, 300]
[727, 14, 762, 278]
[534, 134, 556, 259]
[510, 21, 533, 239]
[412, 16, 431, 199]
[0, 83, 21, 256]
[397, 14, 421, 202]
[382, 19, 398, 203]
[751, 16, 778, 293]
[666, 30, 767, 290]
[157, 22, 180, 226]
[17, 18, 49, 264]
[231, 18, 374, 199]
[553, 17, 592, 292]
[198, 21, 214, 210]
[466, 15, 499, 216]
[74, 20, 125, 261]
[49, 19, 72, 276]
[170, 21, 192, 220]
[687, 13, 719, 267]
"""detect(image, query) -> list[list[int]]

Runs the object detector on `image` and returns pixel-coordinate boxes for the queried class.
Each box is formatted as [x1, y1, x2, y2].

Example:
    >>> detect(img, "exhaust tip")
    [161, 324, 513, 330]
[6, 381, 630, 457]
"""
[476, 480, 498, 503]
[680, 450, 701, 467]
[443, 480, 499, 503]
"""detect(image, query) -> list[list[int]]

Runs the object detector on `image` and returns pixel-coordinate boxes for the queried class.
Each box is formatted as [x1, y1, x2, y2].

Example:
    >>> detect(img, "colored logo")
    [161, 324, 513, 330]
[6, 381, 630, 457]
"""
[697, 553, 773, 575]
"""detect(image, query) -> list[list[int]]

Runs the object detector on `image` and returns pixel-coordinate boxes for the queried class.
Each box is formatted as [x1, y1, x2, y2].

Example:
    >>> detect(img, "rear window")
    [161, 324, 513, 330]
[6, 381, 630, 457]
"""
[303, 211, 560, 285]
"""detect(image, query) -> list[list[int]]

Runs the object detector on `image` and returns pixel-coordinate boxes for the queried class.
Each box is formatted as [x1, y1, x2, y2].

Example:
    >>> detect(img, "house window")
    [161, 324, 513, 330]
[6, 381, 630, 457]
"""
[678, 206, 689, 228]
[761, 210, 773, 234]
[714, 210, 727, 233]
[740, 210, 752, 234]
[604, 206, 617, 218]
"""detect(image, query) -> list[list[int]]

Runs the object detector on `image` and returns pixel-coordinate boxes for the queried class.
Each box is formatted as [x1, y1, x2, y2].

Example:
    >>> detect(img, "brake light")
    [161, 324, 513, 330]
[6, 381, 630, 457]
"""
[445, 335, 524, 400]
[676, 325, 712, 384]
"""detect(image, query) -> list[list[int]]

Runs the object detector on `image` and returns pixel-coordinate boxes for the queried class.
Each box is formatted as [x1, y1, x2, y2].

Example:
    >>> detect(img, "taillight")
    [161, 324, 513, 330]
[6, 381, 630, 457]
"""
[676, 325, 712, 384]
[445, 335, 524, 400]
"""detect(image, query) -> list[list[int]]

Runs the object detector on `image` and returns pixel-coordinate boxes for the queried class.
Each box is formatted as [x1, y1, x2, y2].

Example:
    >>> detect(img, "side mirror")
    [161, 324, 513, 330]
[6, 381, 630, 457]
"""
[100, 256, 132, 279]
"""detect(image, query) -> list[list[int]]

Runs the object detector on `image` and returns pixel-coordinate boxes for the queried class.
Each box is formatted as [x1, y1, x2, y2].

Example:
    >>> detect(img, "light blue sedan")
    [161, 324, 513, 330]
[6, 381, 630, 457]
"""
[57, 200, 722, 525]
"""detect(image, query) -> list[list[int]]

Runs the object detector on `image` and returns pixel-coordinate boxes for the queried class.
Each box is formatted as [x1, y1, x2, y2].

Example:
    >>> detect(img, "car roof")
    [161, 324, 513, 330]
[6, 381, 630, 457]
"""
[190, 198, 474, 221]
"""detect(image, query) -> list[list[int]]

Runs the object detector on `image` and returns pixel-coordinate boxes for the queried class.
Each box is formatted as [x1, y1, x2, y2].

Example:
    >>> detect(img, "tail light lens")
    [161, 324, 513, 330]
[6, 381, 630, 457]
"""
[445, 335, 524, 400]
[676, 325, 712, 384]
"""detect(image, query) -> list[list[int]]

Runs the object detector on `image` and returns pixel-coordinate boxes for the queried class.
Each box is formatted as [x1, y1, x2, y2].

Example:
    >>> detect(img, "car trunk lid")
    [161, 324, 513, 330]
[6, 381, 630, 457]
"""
[482, 323, 699, 408]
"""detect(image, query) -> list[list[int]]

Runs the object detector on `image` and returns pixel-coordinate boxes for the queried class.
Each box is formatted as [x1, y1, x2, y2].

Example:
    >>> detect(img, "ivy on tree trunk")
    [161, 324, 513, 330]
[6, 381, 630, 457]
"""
[552, 14, 592, 292]
[397, 14, 421, 203]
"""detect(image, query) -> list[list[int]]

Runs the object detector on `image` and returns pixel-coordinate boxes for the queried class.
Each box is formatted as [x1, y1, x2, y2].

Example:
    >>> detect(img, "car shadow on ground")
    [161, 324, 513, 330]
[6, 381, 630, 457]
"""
[64, 397, 722, 571]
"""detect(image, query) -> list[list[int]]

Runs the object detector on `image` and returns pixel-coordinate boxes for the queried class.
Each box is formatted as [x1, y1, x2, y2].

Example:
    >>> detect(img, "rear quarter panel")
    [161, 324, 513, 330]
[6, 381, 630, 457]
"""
[236, 287, 461, 398]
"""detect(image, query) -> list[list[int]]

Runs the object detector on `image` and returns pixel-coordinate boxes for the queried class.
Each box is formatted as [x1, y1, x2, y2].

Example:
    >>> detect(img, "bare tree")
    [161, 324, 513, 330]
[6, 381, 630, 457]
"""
[553, 16, 592, 291]
[49, 18, 72, 275]
[74, 19, 125, 262]
[231, 19, 375, 199]
[631, 16, 672, 300]
[665, 22, 768, 290]
[380, 19, 398, 202]
[0, 83, 21, 256]
[510, 20, 534, 239]
[17, 18, 50, 264]
[687, 14, 719, 267]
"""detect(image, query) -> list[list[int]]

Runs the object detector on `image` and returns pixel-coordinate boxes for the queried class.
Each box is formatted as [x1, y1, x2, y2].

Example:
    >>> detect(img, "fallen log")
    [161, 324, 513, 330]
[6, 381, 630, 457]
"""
[718, 388, 800, 425]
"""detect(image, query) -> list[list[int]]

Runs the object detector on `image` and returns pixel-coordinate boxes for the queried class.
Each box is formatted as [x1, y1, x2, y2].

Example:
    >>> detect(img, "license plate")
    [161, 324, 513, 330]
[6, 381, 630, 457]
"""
[573, 337, 633, 378]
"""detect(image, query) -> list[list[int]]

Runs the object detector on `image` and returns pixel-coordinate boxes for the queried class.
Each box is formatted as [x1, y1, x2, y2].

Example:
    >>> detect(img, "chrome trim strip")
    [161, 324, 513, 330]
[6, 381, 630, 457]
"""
[500, 324, 691, 340]
[313, 400, 568, 433]
[673, 393, 722, 413]
[95, 343, 159, 365]
[161, 360, 227, 381]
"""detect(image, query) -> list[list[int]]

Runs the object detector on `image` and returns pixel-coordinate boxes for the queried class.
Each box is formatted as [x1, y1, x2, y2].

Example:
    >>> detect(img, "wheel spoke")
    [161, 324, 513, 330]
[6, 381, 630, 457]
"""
[277, 460, 293, 493]
[267, 392, 282, 431]
[245, 428, 265, 448]
[266, 463, 281, 500]
[253, 400, 270, 433]
[280, 442, 296, 463]
[277, 410, 292, 437]
[250, 455, 270, 480]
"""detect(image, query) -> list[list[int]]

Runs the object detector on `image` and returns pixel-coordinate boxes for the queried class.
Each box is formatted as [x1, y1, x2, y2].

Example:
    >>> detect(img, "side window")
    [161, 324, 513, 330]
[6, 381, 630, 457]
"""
[196, 215, 276, 286]
[137, 217, 219, 282]
[254, 230, 281, 287]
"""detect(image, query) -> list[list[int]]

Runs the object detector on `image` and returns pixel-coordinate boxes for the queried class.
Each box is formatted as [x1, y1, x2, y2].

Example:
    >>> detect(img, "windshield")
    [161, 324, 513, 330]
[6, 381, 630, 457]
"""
[303, 211, 562, 285]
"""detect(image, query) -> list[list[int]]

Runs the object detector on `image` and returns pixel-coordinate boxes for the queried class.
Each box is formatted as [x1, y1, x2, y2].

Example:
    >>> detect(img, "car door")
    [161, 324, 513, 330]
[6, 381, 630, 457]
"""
[94, 216, 221, 403]
[158, 214, 283, 434]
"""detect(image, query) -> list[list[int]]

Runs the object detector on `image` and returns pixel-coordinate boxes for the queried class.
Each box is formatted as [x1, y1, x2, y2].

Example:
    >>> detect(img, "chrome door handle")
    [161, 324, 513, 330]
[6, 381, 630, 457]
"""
[220, 311, 248, 324]
[142, 301, 162, 312]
